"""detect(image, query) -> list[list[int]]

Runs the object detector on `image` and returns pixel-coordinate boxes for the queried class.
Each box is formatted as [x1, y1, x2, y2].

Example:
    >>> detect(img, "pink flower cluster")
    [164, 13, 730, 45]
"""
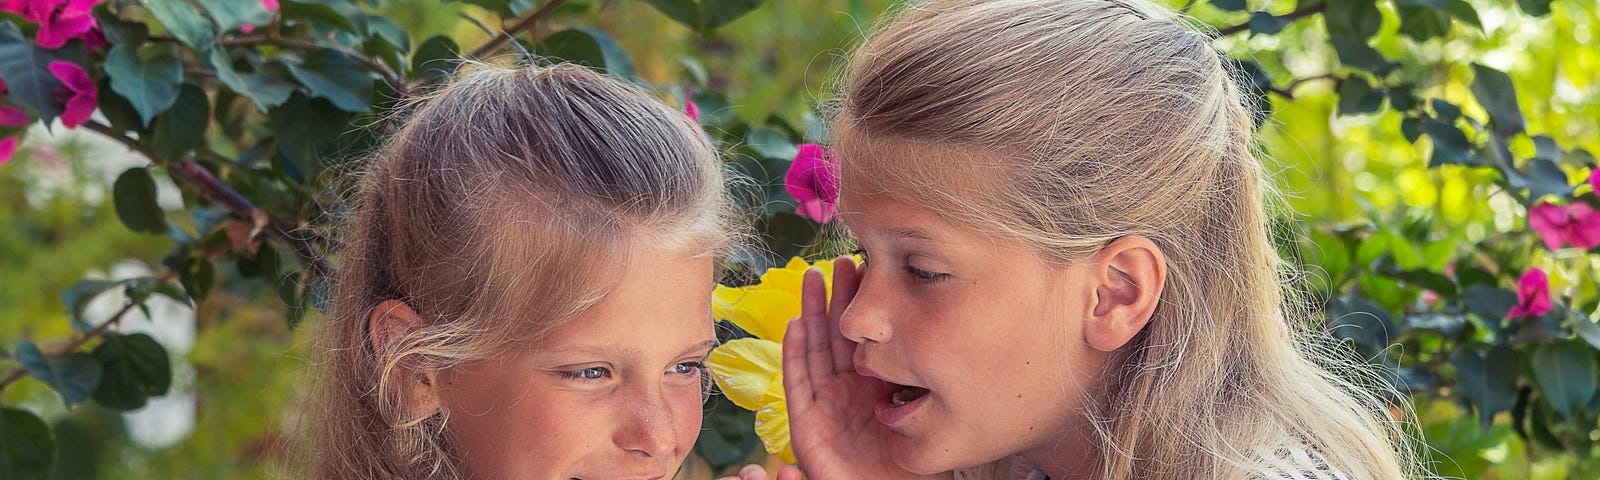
[785, 143, 839, 223]
[1509, 268, 1552, 320]
[1527, 170, 1600, 251]
[0, 0, 105, 48]
[0, 62, 96, 165]
[0, 78, 26, 166]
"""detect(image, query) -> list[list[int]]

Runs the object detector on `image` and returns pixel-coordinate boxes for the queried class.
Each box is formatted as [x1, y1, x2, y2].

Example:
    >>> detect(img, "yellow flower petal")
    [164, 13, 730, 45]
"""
[713, 285, 798, 343]
[707, 338, 783, 410]
[753, 379, 795, 464]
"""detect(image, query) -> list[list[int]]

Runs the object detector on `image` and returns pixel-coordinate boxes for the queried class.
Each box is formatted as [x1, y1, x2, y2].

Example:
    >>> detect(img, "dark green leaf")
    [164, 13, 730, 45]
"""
[1210, 0, 1248, 12]
[1328, 35, 1388, 72]
[1388, 85, 1420, 112]
[208, 50, 295, 112]
[1451, 346, 1519, 432]
[197, 0, 274, 33]
[60, 280, 121, 333]
[237, 244, 279, 279]
[143, 0, 218, 51]
[1530, 135, 1563, 162]
[1324, 0, 1382, 39]
[180, 257, 215, 303]
[536, 28, 639, 80]
[745, 126, 798, 161]
[699, 0, 764, 32]
[1248, 11, 1285, 35]
[91, 333, 173, 411]
[366, 15, 410, 53]
[113, 168, 168, 234]
[411, 35, 460, 83]
[1521, 157, 1571, 201]
[1464, 285, 1516, 322]
[149, 84, 210, 162]
[121, 276, 158, 305]
[1397, 6, 1450, 41]
[1327, 296, 1394, 352]
[0, 23, 66, 124]
[106, 43, 184, 126]
[1446, 0, 1481, 29]
[1477, 135, 1526, 190]
[1335, 77, 1383, 115]
[1395, 0, 1448, 7]
[1517, 0, 1552, 17]
[286, 49, 375, 113]
[1530, 340, 1597, 420]
[639, 0, 701, 31]
[93, 5, 151, 45]
[0, 407, 55, 480]
[1574, 318, 1600, 351]
[1422, 120, 1474, 167]
[1470, 64, 1524, 136]
[1430, 99, 1462, 121]
[1401, 117, 1423, 143]
[96, 78, 147, 134]
[1404, 313, 1467, 336]
[270, 94, 354, 183]
[281, 0, 357, 32]
[15, 341, 103, 407]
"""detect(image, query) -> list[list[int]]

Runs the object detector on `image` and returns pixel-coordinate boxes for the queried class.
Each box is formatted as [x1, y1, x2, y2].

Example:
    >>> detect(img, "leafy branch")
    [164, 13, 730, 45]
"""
[1216, 2, 1326, 37]
[0, 271, 177, 394]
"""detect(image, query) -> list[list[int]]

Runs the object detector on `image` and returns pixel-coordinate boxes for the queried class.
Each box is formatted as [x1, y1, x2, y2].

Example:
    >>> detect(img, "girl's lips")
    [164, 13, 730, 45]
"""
[875, 387, 928, 427]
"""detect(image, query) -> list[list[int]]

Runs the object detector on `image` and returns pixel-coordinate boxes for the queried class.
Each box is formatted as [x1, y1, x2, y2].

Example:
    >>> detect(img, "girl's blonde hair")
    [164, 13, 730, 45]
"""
[302, 63, 740, 479]
[832, 0, 1416, 478]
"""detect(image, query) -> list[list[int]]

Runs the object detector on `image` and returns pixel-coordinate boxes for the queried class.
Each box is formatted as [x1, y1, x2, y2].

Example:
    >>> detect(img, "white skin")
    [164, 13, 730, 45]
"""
[735, 187, 1166, 480]
[371, 242, 717, 480]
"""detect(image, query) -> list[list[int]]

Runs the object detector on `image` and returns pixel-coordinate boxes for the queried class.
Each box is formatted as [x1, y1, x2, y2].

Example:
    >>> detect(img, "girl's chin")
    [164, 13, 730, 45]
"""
[889, 437, 969, 476]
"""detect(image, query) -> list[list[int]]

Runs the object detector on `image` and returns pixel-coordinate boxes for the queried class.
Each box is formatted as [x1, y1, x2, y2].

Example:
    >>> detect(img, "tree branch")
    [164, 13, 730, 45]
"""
[1216, 2, 1326, 37]
[82, 121, 335, 279]
[1266, 73, 1339, 99]
[0, 272, 176, 393]
[465, 0, 572, 60]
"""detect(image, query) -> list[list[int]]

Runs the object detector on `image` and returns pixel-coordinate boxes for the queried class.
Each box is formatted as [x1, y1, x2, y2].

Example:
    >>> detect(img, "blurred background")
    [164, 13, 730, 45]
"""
[1, 0, 1597, 478]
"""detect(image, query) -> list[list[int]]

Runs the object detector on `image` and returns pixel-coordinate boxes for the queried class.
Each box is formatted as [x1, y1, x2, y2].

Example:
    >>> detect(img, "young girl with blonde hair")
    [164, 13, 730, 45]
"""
[740, 0, 1420, 479]
[302, 63, 742, 479]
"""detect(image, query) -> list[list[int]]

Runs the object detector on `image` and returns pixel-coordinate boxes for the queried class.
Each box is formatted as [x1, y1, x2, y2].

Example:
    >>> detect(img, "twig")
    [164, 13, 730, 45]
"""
[465, 0, 572, 60]
[1265, 73, 1338, 99]
[0, 272, 176, 393]
[82, 121, 335, 279]
[1215, 2, 1326, 37]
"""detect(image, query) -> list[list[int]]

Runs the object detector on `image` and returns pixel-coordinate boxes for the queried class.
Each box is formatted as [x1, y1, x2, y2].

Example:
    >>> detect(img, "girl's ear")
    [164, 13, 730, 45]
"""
[1082, 236, 1166, 352]
[368, 299, 441, 420]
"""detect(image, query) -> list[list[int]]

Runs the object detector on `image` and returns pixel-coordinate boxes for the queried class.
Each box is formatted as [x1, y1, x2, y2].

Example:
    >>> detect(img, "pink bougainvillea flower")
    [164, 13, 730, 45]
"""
[0, 136, 17, 167]
[785, 143, 839, 223]
[1508, 268, 1553, 320]
[0, 104, 29, 127]
[47, 61, 96, 128]
[262, 0, 279, 11]
[1590, 168, 1599, 195]
[683, 88, 699, 123]
[1528, 201, 1600, 250]
[21, 0, 103, 49]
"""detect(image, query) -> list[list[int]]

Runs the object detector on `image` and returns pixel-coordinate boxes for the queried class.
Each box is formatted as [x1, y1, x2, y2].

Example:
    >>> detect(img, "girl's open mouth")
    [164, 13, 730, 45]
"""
[877, 383, 930, 426]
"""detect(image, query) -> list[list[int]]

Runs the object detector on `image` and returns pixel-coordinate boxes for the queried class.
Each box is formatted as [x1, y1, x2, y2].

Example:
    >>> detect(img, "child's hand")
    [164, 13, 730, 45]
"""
[783, 257, 949, 480]
[716, 464, 803, 480]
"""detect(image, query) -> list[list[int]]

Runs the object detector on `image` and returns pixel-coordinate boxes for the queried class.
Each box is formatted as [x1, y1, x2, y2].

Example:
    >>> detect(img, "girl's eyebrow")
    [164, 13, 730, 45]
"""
[681, 339, 717, 356]
[894, 228, 933, 241]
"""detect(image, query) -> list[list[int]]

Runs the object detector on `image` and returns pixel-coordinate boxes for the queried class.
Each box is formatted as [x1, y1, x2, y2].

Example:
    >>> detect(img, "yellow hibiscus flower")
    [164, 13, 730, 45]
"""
[707, 257, 849, 464]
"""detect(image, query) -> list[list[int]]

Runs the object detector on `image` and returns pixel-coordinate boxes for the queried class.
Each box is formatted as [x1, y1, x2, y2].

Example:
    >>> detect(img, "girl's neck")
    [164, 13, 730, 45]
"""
[1018, 421, 1101, 480]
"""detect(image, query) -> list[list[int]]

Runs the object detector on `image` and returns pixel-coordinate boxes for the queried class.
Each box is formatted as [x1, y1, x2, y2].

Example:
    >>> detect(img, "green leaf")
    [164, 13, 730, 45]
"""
[1327, 296, 1394, 352]
[745, 126, 798, 161]
[60, 280, 122, 333]
[639, 0, 764, 34]
[1470, 64, 1524, 136]
[1446, 0, 1481, 29]
[105, 43, 184, 125]
[196, 0, 274, 33]
[270, 94, 354, 183]
[0, 23, 66, 124]
[1328, 35, 1388, 72]
[149, 84, 211, 162]
[1247, 11, 1285, 35]
[536, 28, 639, 80]
[0, 407, 55, 480]
[15, 340, 103, 407]
[286, 49, 375, 113]
[1403, 313, 1467, 336]
[1517, 0, 1552, 17]
[1210, 0, 1248, 11]
[1521, 157, 1571, 201]
[1401, 117, 1423, 143]
[1335, 77, 1383, 115]
[93, 5, 151, 45]
[1464, 285, 1517, 322]
[208, 50, 295, 112]
[113, 168, 168, 234]
[1574, 317, 1600, 351]
[179, 257, 215, 303]
[638, 0, 701, 31]
[1395, 0, 1448, 7]
[1324, 0, 1382, 39]
[96, 78, 147, 134]
[280, 1, 358, 32]
[1422, 120, 1474, 167]
[1451, 346, 1519, 432]
[91, 333, 173, 411]
[365, 15, 410, 53]
[411, 35, 460, 83]
[143, 0, 218, 51]
[1530, 341, 1597, 420]
[1396, 6, 1450, 41]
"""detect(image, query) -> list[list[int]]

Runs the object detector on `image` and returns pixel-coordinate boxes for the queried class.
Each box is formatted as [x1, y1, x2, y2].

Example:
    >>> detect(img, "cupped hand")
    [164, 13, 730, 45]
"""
[782, 257, 950, 480]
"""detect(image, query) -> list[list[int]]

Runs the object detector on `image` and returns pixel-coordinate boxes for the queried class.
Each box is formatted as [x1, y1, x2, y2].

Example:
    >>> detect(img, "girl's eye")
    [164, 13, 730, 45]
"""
[562, 366, 612, 381]
[670, 361, 705, 376]
[904, 265, 950, 283]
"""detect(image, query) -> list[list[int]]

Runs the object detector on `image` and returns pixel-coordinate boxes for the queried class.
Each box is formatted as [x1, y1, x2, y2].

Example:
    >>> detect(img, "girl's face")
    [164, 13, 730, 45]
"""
[839, 188, 1110, 474]
[436, 243, 716, 480]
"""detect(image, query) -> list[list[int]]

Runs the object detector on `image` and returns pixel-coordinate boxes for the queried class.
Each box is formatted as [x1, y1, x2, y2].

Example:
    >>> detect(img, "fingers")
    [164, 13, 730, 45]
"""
[827, 257, 860, 372]
[776, 465, 804, 480]
[717, 464, 771, 480]
[783, 315, 813, 413]
[801, 267, 836, 384]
